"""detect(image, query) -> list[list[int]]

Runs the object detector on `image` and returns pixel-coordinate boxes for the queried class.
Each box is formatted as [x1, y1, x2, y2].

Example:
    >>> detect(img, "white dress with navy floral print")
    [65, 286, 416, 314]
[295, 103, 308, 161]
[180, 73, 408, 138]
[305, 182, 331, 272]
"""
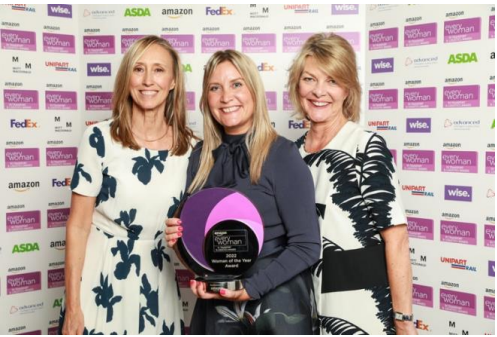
[61, 120, 188, 334]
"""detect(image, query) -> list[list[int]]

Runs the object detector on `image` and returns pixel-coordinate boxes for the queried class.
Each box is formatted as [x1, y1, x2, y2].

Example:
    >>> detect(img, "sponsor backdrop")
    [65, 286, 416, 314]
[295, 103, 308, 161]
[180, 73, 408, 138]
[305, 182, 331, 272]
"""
[0, 4, 493, 335]
[366, 4, 495, 335]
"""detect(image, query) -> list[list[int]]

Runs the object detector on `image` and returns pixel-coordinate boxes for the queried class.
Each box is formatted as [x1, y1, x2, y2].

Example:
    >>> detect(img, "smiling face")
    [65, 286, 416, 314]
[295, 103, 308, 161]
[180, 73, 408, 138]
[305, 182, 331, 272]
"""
[129, 44, 176, 114]
[298, 56, 348, 124]
[207, 61, 255, 135]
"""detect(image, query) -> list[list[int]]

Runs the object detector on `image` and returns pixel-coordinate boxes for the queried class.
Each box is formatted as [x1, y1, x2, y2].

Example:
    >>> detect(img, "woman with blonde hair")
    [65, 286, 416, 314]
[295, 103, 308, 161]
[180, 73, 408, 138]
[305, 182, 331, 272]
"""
[60, 35, 195, 335]
[288, 33, 416, 335]
[166, 49, 320, 334]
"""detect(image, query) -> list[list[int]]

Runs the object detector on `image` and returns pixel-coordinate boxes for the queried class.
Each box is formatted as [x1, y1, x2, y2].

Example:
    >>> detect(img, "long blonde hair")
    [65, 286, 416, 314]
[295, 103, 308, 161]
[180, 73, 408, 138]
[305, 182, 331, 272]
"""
[110, 35, 195, 155]
[287, 33, 362, 122]
[188, 50, 277, 192]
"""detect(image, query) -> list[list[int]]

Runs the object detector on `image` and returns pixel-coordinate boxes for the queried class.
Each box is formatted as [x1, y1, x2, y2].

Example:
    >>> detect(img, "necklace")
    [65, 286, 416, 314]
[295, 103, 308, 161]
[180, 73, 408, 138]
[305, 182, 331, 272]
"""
[132, 125, 169, 143]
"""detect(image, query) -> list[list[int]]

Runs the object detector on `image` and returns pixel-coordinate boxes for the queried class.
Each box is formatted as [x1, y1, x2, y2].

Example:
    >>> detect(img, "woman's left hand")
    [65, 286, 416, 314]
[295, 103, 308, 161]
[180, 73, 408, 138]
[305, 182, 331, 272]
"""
[190, 279, 251, 302]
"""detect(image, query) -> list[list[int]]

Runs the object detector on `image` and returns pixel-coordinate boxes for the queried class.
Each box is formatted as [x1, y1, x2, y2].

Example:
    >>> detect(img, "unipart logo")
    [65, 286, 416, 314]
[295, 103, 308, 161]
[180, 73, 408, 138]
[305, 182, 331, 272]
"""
[206, 6, 233, 15]
[87, 63, 111, 76]
[288, 120, 310, 129]
[440, 257, 476, 272]
[448, 52, 478, 64]
[445, 185, 472, 202]
[124, 7, 151, 17]
[406, 118, 431, 133]
[284, 4, 318, 14]
[367, 120, 397, 131]
[402, 185, 434, 197]
[45, 61, 76, 72]
[10, 119, 38, 129]
[7, 4, 35, 12]
[12, 243, 40, 254]
[371, 58, 394, 73]
[47, 4, 72, 18]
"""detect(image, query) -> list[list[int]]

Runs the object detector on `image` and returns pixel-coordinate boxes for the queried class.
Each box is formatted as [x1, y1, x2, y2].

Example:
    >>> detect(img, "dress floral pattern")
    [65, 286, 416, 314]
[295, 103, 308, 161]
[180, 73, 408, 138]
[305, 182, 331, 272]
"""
[297, 122, 407, 335]
[59, 120, 189, 334]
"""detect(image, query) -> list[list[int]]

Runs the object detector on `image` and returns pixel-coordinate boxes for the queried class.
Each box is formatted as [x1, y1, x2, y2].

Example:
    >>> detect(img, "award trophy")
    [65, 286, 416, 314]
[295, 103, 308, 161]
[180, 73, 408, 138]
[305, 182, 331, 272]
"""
[175, 188, 264, 293]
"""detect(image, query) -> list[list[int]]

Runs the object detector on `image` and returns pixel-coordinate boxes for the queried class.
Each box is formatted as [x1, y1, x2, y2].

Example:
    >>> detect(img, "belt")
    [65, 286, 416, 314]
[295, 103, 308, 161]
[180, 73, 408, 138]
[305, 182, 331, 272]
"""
[321, 243, 388, 293]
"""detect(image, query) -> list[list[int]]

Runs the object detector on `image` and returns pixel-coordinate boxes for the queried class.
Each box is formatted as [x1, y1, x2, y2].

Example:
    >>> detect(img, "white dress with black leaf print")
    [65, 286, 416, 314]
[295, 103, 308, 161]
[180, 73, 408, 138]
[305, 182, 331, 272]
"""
[297, 121, 407, 335]
[60, 120, 188, 334]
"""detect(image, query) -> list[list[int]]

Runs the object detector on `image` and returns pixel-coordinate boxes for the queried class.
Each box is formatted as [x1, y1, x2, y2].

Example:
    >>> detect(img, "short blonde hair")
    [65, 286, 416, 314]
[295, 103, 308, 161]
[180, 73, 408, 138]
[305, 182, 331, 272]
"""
[287, 33, 361, 122]
[111, 35, 195, 155]
[189, 50, 277, 192]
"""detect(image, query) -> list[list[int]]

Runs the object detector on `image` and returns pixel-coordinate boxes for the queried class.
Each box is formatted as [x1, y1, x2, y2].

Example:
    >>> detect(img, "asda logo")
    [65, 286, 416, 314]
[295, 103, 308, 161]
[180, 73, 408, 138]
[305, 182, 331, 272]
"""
[182, 64, 192, 72]
[53, 298, 63, 308]
[12, 243, 40, 254]
[124, 7, 151, 17]
[448, 53, 477, 64]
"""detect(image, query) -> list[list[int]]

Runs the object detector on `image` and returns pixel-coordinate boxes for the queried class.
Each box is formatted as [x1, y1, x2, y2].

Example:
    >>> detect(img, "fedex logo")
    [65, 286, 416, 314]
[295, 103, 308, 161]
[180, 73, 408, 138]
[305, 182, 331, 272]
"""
[206, 7, 233, 15]
[288, 120, 310, 129]
[10, 119, 38, 128]
[445, 185, 472, 202]
[52, 178, 71, 187]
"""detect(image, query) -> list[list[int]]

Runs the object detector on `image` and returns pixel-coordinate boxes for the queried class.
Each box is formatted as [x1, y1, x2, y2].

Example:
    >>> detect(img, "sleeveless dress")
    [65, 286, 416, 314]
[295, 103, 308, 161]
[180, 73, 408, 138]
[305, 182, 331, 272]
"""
[59, 120, 188, 334]
[296, 121, 407, 335]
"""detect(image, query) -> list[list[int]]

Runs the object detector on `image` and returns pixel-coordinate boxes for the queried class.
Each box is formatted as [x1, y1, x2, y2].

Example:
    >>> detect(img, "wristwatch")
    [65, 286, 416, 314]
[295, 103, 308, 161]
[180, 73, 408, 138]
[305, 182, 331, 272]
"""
[393, 311, 414, 322]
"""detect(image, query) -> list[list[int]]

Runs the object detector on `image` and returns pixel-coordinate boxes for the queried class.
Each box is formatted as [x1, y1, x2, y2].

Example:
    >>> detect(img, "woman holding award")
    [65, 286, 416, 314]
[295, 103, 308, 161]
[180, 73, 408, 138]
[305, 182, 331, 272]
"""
[288, 33, 416, 335]
[166, 50, 320, 334]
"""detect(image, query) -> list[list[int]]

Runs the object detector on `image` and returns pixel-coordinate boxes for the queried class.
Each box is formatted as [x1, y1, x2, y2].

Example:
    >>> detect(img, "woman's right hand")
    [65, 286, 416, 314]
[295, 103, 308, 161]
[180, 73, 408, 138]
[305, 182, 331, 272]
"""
[62, 307, 84, 335]
[165, 218, 183, 247]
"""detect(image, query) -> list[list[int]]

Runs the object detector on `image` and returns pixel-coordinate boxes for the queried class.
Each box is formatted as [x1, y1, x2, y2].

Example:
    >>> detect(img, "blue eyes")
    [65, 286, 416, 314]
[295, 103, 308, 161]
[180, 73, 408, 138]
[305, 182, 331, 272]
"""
[209, 82, 243, 92]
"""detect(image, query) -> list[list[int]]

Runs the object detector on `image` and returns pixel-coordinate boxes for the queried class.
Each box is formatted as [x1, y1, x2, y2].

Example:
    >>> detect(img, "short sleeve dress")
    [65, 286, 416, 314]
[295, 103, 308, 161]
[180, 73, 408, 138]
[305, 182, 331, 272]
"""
[58, 120, 188, 334]
[296, 121, 407, 335]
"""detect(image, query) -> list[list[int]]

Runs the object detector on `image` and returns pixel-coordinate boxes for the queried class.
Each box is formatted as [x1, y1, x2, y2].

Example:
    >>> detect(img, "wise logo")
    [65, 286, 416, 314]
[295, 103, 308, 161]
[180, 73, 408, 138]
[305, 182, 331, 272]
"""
[371, 58, 394, 73]
[406, 118, 431, 133]
[448, 53, 478, 64]
[87, 63, 111, 76]
[10, 119, 38, 129]
[445, 185, 472, 202]
[12, 243, 40, 254]
[52, 178, 71, 187]
[47, 4, 72, 18]
[206, 6, 233, 15]
[124, 7, 151, 17]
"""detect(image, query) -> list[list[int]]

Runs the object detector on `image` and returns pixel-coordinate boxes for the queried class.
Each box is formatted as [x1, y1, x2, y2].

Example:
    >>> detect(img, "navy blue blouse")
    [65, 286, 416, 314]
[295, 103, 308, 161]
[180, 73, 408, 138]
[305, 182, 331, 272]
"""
[186, 134, 320, 300]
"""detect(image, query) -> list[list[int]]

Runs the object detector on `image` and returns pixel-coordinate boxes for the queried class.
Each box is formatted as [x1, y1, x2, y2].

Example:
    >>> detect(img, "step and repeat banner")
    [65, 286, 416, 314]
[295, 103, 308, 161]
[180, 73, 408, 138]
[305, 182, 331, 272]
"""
[365, 4, 495, 335]
[0, 4, 493, 335]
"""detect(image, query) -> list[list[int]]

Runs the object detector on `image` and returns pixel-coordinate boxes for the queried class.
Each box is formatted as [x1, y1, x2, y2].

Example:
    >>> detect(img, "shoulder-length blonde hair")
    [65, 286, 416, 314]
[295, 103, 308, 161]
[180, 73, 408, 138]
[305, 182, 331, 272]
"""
[287, 33, 362, 122]
[110, 35, 195, 155]
[188, 50, 277, 193]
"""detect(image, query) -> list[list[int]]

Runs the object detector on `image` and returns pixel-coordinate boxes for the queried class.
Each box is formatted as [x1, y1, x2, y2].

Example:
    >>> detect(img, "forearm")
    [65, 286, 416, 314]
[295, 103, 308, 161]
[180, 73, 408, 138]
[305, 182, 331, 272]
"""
[64, 224, 91, 310]
[383, 225, 417, 334]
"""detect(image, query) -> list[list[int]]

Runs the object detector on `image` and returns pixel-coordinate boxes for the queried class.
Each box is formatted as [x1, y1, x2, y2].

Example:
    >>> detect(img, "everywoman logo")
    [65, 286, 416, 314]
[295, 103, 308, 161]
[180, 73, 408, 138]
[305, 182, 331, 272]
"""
[404, 87, 436, 109]
[413, 284, 433, 308]
[440, 289, 476, 316]
[1, 29, 36, 51]
[407, 217, 433, 240]
[369, 27, 398, 50]
[444, 17, 481, 43]
[443, 85, 480, 108]
[440, 220, 476, 245]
